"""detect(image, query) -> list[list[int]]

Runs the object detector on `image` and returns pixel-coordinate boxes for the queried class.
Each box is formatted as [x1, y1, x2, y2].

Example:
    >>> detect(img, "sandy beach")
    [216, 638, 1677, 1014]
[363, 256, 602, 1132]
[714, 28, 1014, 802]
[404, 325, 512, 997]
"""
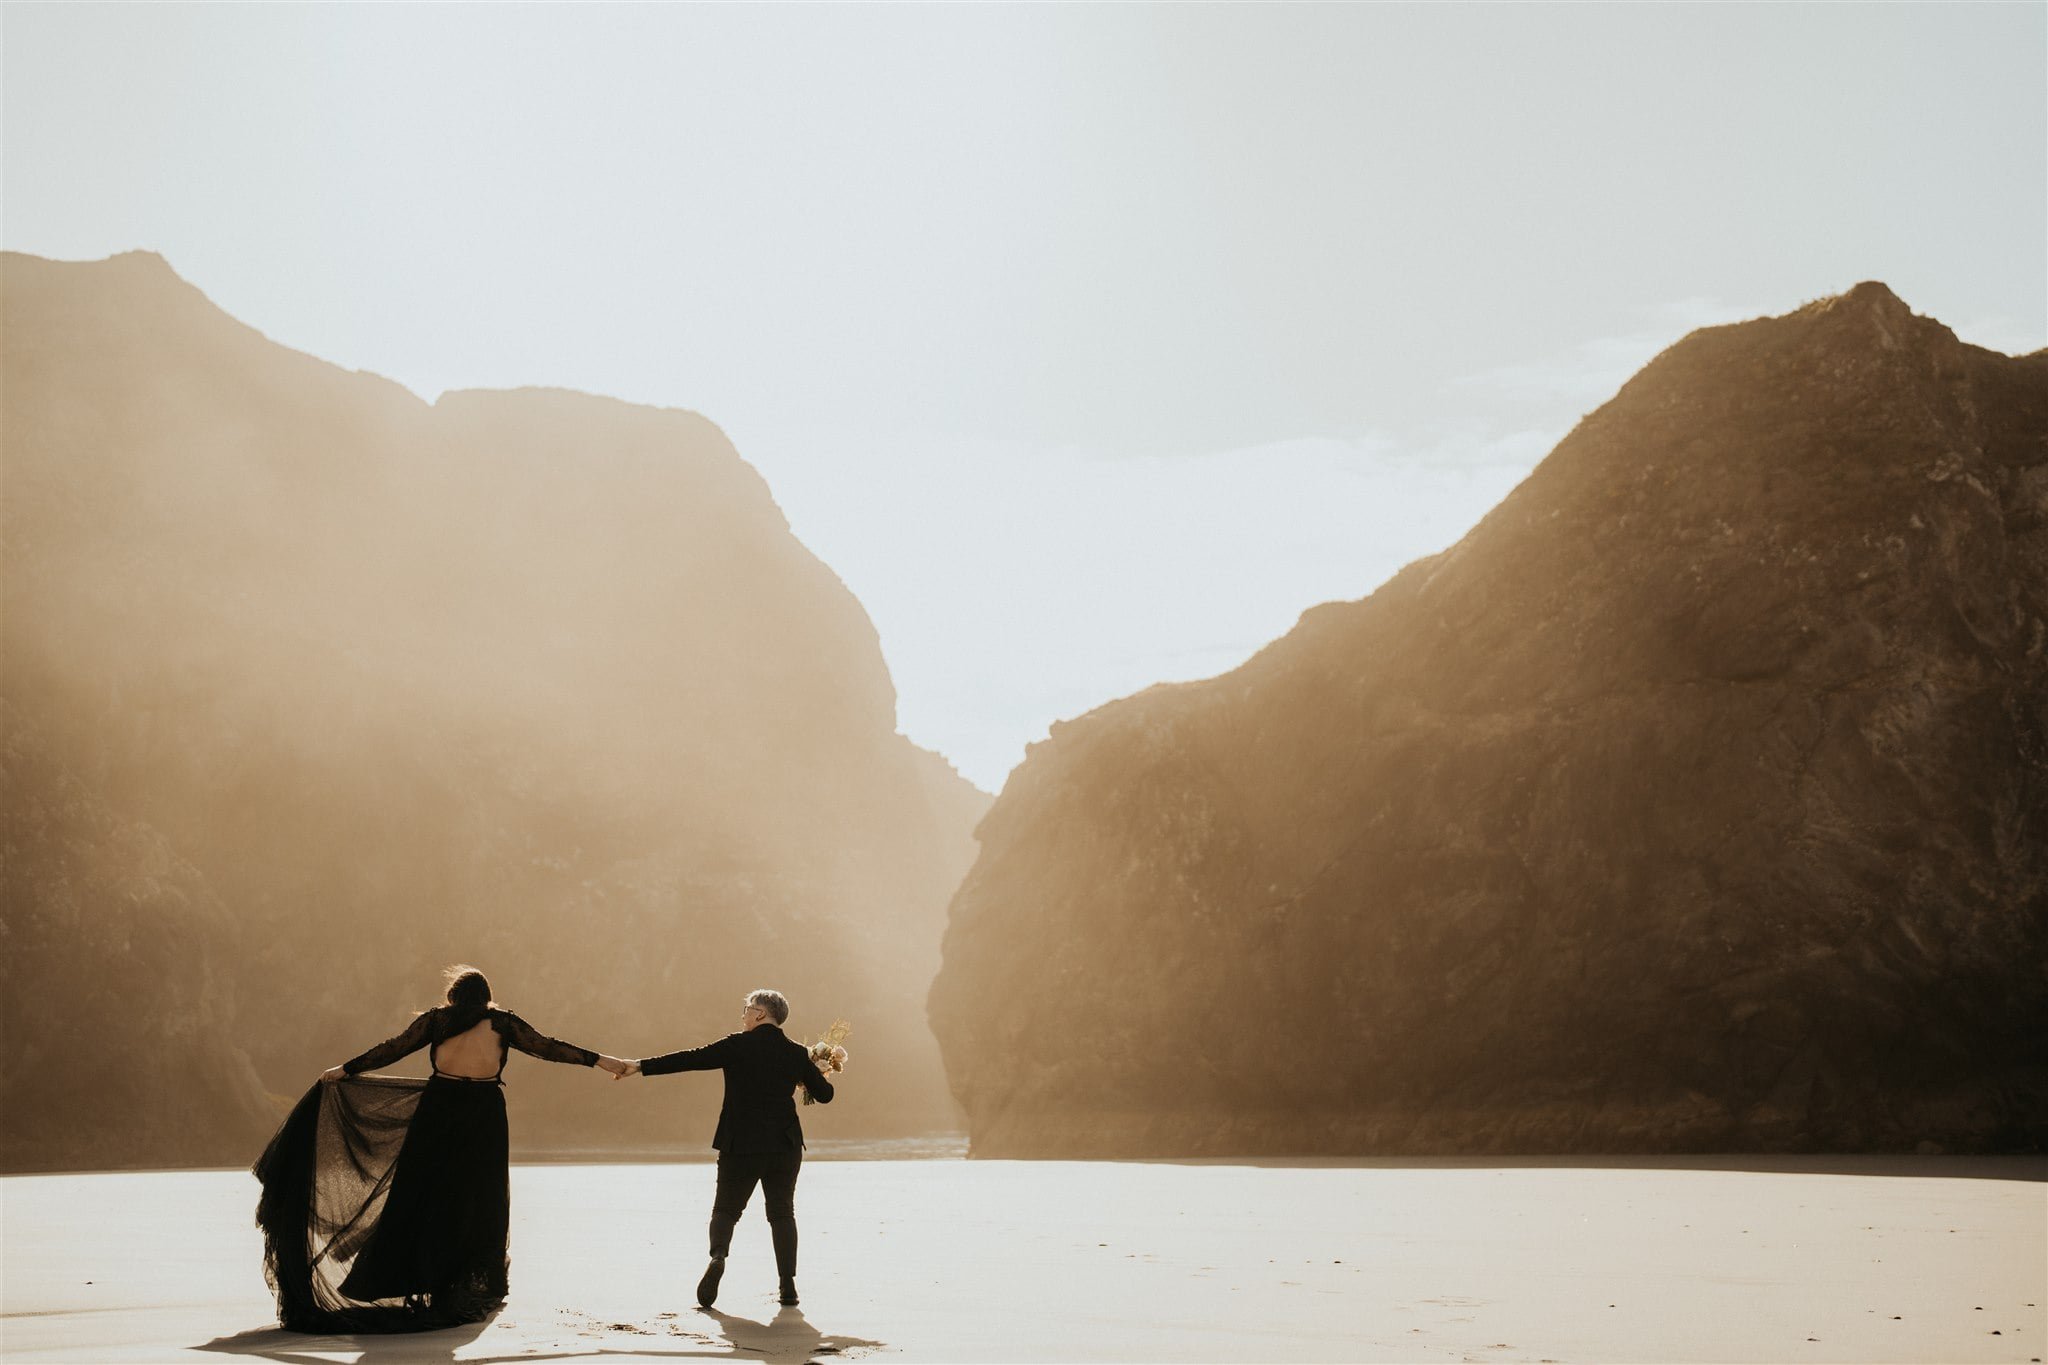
[1, 1156, 2040, 1364]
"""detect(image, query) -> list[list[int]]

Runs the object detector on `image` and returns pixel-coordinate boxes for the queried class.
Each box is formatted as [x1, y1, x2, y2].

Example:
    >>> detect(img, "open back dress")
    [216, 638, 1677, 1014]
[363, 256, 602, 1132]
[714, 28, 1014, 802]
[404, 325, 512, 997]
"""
[254, 1005, 599, 1332]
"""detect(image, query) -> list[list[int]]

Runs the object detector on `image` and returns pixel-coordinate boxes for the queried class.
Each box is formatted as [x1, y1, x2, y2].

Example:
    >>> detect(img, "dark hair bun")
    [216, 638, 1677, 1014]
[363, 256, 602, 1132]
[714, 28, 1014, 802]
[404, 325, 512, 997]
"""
[442, 965, 492, 1013]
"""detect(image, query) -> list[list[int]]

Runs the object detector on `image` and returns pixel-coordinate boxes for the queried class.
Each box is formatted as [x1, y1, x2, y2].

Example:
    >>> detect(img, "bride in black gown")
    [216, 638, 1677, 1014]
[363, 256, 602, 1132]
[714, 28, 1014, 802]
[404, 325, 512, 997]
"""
[254, 966, 627, 1332]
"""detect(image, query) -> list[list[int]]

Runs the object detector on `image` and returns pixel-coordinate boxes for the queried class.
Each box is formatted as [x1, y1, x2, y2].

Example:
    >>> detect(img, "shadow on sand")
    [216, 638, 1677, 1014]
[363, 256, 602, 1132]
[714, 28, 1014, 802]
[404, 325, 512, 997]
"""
[195, 1314, 494, 1364]
[693, 1306, 886, 1363]
[195, 1306, 884, 1364]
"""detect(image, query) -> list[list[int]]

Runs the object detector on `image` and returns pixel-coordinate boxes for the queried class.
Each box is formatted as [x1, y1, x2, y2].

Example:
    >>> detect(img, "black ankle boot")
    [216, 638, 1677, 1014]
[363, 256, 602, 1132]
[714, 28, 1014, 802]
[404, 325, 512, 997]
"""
[696, 1256, 725, 1307]
[778, 1277, 799, 1306]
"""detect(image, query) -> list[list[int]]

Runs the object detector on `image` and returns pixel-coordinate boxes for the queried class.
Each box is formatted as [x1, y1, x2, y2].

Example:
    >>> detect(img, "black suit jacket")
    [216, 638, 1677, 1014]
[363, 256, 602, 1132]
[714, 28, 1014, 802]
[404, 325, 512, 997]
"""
[641, 1023, 834, 1153]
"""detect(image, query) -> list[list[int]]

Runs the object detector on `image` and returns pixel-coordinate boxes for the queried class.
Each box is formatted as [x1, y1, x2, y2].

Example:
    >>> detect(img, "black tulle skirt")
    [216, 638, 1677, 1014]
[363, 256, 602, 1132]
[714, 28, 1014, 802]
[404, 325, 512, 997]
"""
[254, 1075, 510, 1332]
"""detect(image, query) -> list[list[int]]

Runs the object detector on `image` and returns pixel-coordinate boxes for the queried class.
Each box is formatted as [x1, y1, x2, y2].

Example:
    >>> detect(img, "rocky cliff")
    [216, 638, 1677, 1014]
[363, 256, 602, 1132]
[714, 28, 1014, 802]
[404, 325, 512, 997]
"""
[0, 250, 988, 1170]
[929, 283, 2048, 1156]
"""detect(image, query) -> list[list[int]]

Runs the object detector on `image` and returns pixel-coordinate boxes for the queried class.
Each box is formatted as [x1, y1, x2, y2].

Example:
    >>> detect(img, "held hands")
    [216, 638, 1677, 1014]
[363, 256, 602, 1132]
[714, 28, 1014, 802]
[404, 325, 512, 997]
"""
[596, 1055, 642, 1080]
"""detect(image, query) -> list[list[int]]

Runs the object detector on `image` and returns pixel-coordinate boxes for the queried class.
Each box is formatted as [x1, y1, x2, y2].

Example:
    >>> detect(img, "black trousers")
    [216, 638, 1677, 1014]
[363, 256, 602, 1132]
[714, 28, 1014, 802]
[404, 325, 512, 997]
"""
[708, 1147, 803, 1277]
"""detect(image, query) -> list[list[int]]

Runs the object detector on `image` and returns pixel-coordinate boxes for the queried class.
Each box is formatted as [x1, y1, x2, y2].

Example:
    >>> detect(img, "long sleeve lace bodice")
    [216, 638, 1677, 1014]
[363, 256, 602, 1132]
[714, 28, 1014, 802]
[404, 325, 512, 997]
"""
[342, 1007, 598, 1076]
[495, 1011, 599, 1067]
[342, 1011, 435, 1075]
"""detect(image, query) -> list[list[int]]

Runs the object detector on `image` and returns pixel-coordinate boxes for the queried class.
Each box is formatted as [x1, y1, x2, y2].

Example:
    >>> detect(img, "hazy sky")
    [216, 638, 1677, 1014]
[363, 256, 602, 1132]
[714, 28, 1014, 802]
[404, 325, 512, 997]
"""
[5, 4, 2042, 790]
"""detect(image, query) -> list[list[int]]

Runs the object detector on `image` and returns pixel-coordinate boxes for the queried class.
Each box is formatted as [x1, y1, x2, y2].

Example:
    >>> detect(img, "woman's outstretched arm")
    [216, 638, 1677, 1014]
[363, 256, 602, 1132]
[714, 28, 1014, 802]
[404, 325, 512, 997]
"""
[326, 1010, 436, 1080]
[500, 1012, 628, 1074]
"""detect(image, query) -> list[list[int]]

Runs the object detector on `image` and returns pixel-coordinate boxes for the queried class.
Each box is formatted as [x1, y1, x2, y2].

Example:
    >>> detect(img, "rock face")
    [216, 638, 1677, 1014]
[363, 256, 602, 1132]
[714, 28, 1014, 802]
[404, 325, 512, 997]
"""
[1, 713, 279, 1170]
[930, 284, 2048, 1157]
[1, 251, 988, 1171]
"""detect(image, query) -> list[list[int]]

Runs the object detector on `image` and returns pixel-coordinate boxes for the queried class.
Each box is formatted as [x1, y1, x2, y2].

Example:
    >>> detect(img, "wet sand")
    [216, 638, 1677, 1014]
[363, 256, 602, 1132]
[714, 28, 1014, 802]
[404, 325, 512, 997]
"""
[2, 1156, 2041, 1363]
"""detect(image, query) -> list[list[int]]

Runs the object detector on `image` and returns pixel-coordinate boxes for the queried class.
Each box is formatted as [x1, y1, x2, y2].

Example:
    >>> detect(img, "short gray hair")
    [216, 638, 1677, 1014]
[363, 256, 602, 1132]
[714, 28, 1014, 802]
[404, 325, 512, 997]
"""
[745, 989, 789, 1026]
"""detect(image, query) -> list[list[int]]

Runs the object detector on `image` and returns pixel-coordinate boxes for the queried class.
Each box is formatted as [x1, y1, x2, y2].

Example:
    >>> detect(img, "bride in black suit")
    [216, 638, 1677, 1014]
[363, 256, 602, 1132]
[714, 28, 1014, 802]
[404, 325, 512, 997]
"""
[254, 965, 627, 1331]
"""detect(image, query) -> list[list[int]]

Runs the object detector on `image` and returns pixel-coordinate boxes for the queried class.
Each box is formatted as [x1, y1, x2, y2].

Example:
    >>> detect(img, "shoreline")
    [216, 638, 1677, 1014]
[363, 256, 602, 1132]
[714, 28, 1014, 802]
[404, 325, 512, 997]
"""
[6, 1146, 2040, 1179]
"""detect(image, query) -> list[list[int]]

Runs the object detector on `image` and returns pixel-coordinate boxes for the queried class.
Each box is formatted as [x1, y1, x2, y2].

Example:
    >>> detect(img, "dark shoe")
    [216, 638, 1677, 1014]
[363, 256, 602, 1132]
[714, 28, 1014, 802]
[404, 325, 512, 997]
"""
[778, 1278, 799, 1306]
[696, 1257, 725, 1307]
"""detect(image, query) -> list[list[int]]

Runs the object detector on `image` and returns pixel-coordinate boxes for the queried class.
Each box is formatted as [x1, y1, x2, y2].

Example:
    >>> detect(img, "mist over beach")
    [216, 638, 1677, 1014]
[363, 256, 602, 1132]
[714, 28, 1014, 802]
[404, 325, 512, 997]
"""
[3, 4, 2045, 1364]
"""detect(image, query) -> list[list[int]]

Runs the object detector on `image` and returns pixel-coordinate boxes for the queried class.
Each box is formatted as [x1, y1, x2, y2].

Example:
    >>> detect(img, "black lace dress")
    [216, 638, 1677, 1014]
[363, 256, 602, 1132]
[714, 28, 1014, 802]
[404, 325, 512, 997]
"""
[254, 1006, 598, 1332]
